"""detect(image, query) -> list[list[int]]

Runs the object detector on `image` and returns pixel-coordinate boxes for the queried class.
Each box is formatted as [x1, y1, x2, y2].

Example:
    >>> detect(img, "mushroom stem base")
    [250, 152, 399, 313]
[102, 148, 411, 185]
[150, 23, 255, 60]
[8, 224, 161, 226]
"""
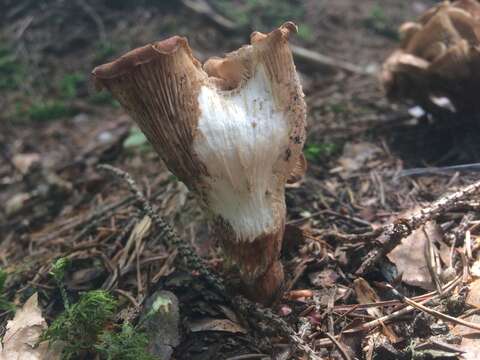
[244, 260, 284, 305]
[219, 222, 285, 305]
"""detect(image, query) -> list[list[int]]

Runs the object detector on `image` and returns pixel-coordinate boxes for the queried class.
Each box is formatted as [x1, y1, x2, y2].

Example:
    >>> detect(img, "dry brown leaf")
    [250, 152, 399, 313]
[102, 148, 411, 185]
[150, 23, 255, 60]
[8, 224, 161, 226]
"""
[353, 278, 382, 318]
[452, 313, 480, 358]
[471, 260, 480, 278]
[466, 278, 480, 308]
[456, 336, 480, 359]
[0, 293, 61, 360]
[451, 278, 480, 357]
[12, 153, 41, 174]
[119, 215, 152, 268]
[4, 193, 32, 216]
[354, 278, 399, 343]
[335, 142, 381, 177]
[189, 318, 247, 334]
[387, 221, 444, 290]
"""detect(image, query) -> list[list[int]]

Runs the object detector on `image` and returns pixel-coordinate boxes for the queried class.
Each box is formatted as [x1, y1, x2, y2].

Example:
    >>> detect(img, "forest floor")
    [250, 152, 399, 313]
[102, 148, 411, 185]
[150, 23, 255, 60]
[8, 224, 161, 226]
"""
[3, 0, 480, 359]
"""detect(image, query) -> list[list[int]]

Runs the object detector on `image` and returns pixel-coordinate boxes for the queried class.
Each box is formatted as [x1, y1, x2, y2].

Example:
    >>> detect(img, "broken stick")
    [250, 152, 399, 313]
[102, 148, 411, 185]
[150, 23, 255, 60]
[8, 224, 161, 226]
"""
[355, 179, 480, 275]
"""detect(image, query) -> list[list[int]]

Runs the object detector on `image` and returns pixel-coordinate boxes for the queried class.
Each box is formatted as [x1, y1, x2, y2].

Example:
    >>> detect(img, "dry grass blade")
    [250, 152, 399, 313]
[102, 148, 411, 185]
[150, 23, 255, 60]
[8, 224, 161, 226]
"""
[323, 331, 351, 360]
[343, 275, 462, 334]
[387, 284, 480, 332]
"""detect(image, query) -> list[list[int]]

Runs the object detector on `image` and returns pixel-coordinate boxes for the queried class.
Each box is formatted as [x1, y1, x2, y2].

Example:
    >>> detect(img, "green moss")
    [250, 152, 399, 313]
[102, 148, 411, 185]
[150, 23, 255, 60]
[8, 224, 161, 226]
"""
[0, 46, 25, 90]
[297, 24, 314, 42]
[304, 141, 340, 161]
[60, 73, 85, 99]
[50, 257, 70, 309]
[88, 91, 118, 106]
[364, 4, 398, 39]
[123, 126, 151, 152]
[43, 290, 117, 359]
[327, 102, 348, 114]
[212, 0, 305, 30]
[26, 100, 76, 121]
[95, 323, 155, 360]
[95, 41, 120, 63]
[0, 269, 14, 313]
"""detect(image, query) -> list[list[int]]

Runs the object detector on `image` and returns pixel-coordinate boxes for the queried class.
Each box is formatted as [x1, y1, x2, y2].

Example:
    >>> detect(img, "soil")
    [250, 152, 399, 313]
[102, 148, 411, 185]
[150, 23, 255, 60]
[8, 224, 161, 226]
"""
[2, 0, 480, 359]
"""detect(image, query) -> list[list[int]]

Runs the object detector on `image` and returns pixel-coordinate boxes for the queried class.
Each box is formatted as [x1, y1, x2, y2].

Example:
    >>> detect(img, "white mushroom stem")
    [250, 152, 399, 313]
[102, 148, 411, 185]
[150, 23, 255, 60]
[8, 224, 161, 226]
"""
[194, 64, 290, 243]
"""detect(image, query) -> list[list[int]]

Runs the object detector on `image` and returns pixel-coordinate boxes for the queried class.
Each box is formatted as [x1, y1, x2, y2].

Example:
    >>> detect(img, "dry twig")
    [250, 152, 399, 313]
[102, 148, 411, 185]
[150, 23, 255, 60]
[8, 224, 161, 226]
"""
[355, 179, 480, 275]
[387, 284, 480, 331]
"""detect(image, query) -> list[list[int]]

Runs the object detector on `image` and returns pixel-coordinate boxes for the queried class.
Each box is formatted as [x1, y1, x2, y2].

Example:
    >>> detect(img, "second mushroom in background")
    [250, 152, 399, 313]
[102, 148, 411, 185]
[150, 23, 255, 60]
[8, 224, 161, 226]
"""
[92, 22, 307, 304]
[381, 0, 480, 114]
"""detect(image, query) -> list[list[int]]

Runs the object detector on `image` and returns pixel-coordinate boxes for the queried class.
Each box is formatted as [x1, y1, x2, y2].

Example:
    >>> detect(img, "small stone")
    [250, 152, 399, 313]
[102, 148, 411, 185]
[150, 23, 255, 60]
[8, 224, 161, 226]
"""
[140, 290, 180, 360]
[73, 113, 89, 123]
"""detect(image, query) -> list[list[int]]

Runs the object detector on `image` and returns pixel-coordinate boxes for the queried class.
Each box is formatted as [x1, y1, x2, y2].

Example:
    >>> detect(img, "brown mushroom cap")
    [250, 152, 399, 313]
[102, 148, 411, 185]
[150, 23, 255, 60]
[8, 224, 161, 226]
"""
[92, 22, 306, 196]
[381, 0, 480, 111]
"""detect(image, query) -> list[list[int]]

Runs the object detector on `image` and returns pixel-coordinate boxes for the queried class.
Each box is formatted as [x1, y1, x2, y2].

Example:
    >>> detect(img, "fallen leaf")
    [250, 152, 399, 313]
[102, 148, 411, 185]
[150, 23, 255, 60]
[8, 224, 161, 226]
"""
[335, 142, 381, 177]
[353, 278, 382, 318]
[118, 215, 152, 268]
[4, 193, 32, 216]
[0, 293, 61, 360]
[387, 221, 444, 290]
[354, 278, 399, 343]
[189, 318, 247, 334]
[471, 260, 480, 278]
[452, 314, 480, 359]
[12, 153, 41, 174]
[452, 279, 480, 358]
[466, 279, 480, 308]
[456, 336, 480, 360]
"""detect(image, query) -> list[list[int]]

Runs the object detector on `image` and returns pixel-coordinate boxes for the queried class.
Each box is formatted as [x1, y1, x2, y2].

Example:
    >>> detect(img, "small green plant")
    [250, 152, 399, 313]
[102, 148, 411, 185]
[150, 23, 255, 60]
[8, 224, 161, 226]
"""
[44, 258, 153, 359]
[364, 4, 398, 39]
[0, 269, 14, 313]
[304, 142, 340, 161]
[88, 91, 118, 106]
[0, 46, 25, 90]
[327, 102, 348, 114]
[26, 100, 75, 121]
[212, 0, 305, 30]
[50, 257, 70, 309]
[95, 323, 155, 360]
[297, 24, 314, 42]
[123, 126, 151, 152]
[43, 290, 117, 359]
[95, 41, 118, 63]
[60, 73, 85, 99]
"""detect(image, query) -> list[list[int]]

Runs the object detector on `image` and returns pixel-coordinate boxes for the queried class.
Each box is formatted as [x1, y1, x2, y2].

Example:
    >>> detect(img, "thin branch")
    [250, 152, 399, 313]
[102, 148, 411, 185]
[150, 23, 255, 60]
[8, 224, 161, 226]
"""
[387, 284, 480, 332]
[323, 332, 351, 360]
[355, 179, 480, 275]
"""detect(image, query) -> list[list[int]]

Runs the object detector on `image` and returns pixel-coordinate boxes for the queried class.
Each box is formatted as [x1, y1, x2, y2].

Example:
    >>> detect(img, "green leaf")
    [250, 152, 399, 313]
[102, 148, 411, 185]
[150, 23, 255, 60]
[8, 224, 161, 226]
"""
[123, 127, 150, 150]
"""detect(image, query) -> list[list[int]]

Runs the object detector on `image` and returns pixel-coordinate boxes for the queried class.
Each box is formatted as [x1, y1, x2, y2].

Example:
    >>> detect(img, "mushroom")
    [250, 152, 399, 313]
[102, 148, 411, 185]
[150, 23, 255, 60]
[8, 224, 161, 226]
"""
[92, 22, 307, 304]
[381, 0, 480, 113]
